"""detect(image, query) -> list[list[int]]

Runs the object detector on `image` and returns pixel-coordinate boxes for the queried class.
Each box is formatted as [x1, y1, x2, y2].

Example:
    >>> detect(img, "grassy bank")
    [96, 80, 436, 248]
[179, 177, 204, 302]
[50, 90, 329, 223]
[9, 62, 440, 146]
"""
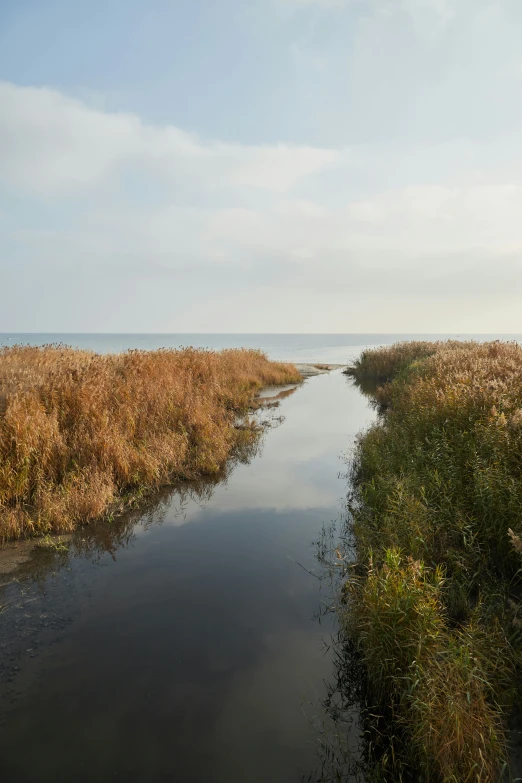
[0, 345, 301, 543]
[343, 341, 522, 781]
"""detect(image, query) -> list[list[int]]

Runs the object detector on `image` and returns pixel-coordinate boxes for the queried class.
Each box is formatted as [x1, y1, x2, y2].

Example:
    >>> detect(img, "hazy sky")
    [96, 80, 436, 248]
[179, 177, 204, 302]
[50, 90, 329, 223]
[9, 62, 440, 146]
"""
[1, 0, 522, 332]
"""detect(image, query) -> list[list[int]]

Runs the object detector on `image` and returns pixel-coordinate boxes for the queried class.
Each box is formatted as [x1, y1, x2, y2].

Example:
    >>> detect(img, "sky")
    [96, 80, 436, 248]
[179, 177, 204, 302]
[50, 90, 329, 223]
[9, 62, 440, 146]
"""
[1, 0, 522, 332]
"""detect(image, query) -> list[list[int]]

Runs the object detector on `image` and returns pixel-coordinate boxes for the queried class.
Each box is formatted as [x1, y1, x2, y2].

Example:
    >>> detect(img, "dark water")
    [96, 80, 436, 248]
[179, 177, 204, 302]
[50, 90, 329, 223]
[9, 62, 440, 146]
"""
[0, 370, 374, 782]
[1, 333, 520, 365]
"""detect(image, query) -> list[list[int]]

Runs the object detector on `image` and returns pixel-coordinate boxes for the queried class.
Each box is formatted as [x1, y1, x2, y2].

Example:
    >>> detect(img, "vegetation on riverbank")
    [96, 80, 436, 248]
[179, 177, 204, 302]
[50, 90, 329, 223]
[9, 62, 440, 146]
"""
[344, 341, 522, 781]
[0, 345, 301, 543]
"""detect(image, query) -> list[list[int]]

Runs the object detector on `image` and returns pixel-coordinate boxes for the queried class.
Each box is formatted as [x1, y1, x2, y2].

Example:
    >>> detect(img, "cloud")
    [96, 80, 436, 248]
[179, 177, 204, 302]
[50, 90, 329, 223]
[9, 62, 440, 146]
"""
[2, 77, 522, 332]
[0, 82, 338, 196]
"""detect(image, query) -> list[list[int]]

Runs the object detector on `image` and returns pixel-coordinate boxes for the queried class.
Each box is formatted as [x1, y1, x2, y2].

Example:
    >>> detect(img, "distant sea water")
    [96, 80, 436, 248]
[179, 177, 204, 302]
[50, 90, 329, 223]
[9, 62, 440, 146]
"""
[1, 334, 521, 365]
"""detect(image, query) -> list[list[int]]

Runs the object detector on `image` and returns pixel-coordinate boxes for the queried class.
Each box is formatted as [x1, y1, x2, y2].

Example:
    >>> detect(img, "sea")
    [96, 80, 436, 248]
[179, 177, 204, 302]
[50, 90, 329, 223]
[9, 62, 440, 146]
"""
[1, 333, 521, 364]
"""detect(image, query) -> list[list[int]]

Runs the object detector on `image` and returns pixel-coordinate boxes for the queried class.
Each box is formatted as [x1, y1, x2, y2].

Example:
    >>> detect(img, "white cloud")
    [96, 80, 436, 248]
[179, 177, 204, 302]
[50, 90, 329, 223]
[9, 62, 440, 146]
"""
[0, 82, 338, 196]
[2, 76, 522, 332]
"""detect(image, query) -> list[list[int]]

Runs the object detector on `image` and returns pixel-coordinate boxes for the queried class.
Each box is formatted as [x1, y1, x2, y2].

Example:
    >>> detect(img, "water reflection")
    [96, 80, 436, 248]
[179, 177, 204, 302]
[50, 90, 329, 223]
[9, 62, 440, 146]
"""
[0, 371, 376, 783]
[299, 522, 366, 783]
[0, 405, 276, 585]
[307, 502, 421, 782]
[0, 417, 270, 704]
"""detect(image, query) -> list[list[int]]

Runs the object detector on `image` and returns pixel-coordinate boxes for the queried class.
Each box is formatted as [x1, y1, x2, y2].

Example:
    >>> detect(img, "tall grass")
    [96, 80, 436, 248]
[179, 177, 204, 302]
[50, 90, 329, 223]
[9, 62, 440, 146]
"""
[0, 345, 301, 542]
[346, 341, 440, 384]
[344, 340, 522, 781]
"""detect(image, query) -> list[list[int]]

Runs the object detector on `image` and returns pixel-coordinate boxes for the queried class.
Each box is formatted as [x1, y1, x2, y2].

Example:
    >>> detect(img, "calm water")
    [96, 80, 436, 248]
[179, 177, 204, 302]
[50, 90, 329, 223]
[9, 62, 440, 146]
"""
[1, 333, 521, 364]
[0, 370, 375, 782]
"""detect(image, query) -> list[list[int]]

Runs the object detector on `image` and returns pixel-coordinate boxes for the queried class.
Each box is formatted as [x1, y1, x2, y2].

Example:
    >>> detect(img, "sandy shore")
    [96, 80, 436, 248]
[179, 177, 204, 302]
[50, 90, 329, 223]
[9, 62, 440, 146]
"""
[295, 363, 346, 378]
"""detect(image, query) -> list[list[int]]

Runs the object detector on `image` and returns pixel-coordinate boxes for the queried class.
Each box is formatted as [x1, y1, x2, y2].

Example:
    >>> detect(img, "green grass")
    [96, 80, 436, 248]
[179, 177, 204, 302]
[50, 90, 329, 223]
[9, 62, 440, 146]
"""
[342, 340, 522, 781]
[34, 534, 69, 553]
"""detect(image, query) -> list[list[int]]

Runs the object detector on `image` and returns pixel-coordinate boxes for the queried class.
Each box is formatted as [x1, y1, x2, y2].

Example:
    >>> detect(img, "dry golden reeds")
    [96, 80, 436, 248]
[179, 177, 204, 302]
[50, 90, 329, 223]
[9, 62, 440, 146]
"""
[0, 345, 301, 542]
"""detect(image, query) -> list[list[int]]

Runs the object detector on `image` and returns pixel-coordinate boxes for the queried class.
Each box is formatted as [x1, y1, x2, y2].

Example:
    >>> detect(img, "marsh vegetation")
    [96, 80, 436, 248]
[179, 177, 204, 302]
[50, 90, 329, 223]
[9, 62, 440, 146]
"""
[341, 341, 522, 781]
[0, 345, 300, 542]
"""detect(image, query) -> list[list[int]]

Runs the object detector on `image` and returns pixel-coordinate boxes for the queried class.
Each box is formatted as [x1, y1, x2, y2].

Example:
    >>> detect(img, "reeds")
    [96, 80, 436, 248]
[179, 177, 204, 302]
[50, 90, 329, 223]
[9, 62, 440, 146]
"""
[345, 341, 440, 384]
[344, 340, 522, 781]
[0, 345, 301, 542]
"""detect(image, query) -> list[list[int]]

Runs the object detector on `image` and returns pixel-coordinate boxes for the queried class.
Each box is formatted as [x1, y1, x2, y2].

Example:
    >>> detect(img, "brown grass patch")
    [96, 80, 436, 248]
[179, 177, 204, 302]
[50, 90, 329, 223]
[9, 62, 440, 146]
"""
[0, 345, 301, 542]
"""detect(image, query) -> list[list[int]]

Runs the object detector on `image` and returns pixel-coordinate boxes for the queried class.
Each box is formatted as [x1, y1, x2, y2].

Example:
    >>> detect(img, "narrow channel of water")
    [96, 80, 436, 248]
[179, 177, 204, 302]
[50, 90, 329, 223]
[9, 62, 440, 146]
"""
[0, 370, 374, 782]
